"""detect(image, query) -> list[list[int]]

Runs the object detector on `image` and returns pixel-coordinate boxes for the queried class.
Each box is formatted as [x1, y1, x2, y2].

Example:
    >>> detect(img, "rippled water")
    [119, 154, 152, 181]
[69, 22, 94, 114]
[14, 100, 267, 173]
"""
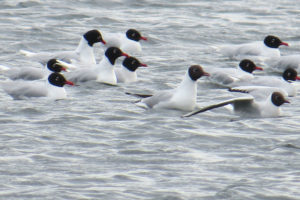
[1, 0, 300, 199]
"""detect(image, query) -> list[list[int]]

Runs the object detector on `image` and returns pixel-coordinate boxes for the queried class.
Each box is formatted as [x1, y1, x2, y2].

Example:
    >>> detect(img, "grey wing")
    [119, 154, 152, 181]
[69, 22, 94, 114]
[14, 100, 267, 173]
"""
[65, 69, 97, 83]
[2, 81, 47, 99]
[53, 51, 79, 63]
[232, 98, 255, 114]
[142, 90, 174, 108]
[233, 42, 264, 57]
[209, 72, 235, 85]
[236, 45, 260, 56]
[7, 67, 45, 80]
[229, 86, 288, 101]
[20, 50, 52, 64]
[205, 68, 239, 86]
[182, 97, 253, 117]
[275, 55, 300, 70]
[20, 50, 77, 65]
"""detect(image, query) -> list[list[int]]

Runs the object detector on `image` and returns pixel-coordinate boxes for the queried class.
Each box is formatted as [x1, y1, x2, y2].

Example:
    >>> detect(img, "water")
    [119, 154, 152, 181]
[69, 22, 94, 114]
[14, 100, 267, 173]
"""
[0, 0, 300, 199]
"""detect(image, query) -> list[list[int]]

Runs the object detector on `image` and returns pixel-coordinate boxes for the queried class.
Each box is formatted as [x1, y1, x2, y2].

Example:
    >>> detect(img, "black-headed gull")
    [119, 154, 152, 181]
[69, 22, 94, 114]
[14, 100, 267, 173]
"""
[1, 72, 74, 100]
[183, 86, 289, 118]
[115, 56, 147, 83]
[232, 68, 300, 97]
[127, 65, 209, 111]
[104, 29, 147, 55]
[206, 59, 263, 87]
[66, 47, 128, 85]
[1, 59, 68, 81]
[20, 29, 106, 65]
[228, 86, 288, 101]
[219, 35, 288, 60]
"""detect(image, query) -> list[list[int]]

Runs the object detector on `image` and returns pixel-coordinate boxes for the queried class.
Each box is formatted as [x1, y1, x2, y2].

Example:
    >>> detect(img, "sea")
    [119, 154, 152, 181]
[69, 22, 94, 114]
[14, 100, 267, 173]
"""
[0, 0, 300, 199]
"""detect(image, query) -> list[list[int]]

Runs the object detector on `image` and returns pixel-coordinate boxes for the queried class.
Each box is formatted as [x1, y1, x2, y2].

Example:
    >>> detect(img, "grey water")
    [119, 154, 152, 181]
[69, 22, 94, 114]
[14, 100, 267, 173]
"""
[0, 0, 300, 199]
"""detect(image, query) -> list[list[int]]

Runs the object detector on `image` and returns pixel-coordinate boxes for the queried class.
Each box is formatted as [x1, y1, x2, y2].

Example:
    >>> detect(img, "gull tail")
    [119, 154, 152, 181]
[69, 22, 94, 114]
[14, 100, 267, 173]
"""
[19, 49, 36, 57]
[56, 60, 78, 70]
[210, 45, 221, 52]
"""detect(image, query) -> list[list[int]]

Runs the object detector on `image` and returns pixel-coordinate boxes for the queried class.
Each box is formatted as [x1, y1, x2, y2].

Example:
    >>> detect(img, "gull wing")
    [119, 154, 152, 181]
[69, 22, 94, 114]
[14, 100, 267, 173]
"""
[182, 97, 253, 117]
[141, 90, 174, 108]
[7, 67, 45, 80]
[65, 68, 97, 83]
[20, 49, 77, 65]
[1, 81, 47, 100]
[229, 85, 288, 101]
[209, 71, 236, 85]
[125, 92, 153, 98]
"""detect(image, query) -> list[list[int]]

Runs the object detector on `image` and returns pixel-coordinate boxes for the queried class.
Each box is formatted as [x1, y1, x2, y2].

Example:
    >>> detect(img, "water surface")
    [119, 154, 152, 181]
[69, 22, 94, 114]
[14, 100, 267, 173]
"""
[0, 0, 300, 199]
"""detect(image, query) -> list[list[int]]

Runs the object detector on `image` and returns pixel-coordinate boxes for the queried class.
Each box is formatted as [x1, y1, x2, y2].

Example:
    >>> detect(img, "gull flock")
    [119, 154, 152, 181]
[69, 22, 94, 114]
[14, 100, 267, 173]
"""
[1, 28, 299, 119]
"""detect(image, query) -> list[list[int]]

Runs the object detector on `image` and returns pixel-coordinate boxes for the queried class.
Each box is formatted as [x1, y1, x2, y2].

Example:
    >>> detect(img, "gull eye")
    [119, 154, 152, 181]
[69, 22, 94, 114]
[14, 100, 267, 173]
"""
[113, 49, 117, 54]
[51, 63, 58, 69]
[276, 95, 282, 102]
[131, 60, 136, 65]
